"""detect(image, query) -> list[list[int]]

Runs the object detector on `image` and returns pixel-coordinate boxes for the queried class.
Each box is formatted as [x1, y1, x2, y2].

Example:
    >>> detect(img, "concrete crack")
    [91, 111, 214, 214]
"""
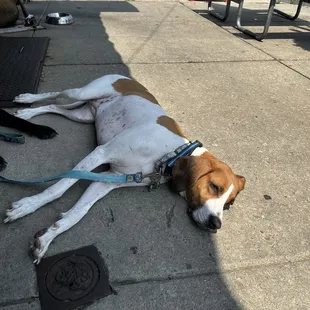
[166, 202, 176, 228]
[109, 207, 115, 223]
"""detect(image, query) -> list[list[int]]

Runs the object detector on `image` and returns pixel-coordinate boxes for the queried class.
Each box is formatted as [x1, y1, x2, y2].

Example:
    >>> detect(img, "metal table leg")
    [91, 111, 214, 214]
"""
[207, 0, 232, 21]
[274, 0, 304, 20]
[235, 0, 276, 40]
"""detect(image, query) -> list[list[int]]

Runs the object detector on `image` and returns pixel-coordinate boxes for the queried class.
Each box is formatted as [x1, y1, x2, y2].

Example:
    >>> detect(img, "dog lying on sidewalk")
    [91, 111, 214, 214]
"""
[0, 108, 57, 171]
[4, 74, 245, 263]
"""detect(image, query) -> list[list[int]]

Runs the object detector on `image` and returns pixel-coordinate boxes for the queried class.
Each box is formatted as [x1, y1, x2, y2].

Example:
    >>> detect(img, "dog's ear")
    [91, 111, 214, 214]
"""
[236, 175, 246, 192]
[171, 156, 212, 192]
[171, 157, 190, 192]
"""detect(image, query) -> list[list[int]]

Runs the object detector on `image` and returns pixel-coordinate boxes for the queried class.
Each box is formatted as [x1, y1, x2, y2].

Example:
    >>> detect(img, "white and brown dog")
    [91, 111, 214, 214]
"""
[4, 74, 245, 263]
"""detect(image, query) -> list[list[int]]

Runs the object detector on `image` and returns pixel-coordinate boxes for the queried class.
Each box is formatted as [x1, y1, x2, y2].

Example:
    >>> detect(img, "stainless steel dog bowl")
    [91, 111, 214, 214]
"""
[46, 13, 73, 25]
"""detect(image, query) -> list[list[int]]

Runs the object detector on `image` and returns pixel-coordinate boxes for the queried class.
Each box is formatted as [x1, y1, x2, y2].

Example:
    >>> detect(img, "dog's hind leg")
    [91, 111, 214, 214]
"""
[15, 103, 94, 123]
[4, 143, 123, 223]
[14, 91, 63, 104]
[29, 179, 146, 263]
[14, 74, 127, 104]
[58, 101, 86, 110]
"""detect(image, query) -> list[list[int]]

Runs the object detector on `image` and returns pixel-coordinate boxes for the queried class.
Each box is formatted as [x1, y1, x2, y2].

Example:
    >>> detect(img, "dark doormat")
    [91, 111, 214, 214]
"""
[35, 245, 112, 310]
[0, 37, 49, 108]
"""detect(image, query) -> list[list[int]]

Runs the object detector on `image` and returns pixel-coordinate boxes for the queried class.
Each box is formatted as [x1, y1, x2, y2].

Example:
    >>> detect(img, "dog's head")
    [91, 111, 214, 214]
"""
[171, 152, 245, 232]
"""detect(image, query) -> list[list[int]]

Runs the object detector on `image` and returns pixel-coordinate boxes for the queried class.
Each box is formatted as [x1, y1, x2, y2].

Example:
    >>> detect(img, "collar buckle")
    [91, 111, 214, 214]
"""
[143, 171, 162, 191]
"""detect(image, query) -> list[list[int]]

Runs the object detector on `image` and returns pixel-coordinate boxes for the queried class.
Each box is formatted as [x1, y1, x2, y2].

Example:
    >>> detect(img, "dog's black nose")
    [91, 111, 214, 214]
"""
[208, 215, 222, 230]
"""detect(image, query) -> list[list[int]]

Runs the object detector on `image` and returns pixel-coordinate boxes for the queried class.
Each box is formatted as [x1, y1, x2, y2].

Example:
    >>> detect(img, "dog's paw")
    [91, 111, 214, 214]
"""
[29, 228, 51, 264]
[0, 156, 7, 172]
[14, 108, 35, 120]
[4, 196, 41, 223]
[31, 125, 58, 140]
[14, 93, 38, 104]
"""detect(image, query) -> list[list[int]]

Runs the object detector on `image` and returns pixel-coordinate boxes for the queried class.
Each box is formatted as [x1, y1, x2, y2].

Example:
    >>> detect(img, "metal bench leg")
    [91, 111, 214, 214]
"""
[274, 0, 303, 20]
[208, 0, 232, 21]
[235, 0, 276, 40]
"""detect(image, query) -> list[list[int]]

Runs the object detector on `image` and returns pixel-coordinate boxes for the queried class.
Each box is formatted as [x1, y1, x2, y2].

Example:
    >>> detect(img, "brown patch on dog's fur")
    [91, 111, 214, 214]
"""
[113, 79, 159, 105]
[171, 152, 245, 208]
[156, 115, 187, 138]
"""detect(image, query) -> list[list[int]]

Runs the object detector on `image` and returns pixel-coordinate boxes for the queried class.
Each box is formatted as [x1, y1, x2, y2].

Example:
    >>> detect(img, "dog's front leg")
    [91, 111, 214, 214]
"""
[30, 181, 117, 264]
[30, 180, 146, 264]
[4, 145, 112, 223]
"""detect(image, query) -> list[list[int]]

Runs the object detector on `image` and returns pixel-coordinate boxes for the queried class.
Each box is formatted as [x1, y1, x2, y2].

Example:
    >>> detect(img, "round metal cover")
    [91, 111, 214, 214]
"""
[45, 255, 100, 301]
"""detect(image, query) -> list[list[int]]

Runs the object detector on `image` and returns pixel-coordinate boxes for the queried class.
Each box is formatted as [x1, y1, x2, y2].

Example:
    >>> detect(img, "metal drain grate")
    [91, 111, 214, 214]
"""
[36, 245, 112, 310]
[0, 37, 49, 107]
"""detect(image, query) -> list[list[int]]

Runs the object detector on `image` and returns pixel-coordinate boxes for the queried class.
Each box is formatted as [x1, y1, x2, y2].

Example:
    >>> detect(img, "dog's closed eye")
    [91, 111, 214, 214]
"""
[209, 182, 223, 195]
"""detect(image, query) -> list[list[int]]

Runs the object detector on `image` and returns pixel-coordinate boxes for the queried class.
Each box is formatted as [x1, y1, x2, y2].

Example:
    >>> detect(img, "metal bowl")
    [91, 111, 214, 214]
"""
[46, 13, 73, 25]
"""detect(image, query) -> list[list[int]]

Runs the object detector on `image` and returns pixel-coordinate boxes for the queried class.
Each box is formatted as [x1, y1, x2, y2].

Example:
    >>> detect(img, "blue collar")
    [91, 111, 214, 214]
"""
[166, 140, 203, 169]
[145, 140, 203, 191]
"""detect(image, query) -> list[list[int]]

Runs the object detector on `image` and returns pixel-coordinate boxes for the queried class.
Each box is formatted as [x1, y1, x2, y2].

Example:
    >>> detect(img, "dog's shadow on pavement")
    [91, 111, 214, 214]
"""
[0, 1, 241, 308]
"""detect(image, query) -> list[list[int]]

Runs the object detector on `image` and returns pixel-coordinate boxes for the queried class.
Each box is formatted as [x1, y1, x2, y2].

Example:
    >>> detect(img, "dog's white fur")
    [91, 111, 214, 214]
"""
[4, 74, 235, 263]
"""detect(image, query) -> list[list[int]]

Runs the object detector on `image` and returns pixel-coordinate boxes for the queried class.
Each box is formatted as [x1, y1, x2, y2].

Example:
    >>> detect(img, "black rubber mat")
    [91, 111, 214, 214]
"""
[0, 37, 49, 107]
[36, 245, 112, 310]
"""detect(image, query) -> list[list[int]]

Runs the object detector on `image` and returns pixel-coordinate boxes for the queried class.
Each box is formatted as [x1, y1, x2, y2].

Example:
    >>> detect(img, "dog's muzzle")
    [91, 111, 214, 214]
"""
[187, 209, 221, 233]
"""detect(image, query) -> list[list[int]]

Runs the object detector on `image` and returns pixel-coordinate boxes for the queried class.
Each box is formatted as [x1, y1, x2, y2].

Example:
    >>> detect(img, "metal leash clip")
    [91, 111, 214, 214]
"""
[143, 171, 162, 192]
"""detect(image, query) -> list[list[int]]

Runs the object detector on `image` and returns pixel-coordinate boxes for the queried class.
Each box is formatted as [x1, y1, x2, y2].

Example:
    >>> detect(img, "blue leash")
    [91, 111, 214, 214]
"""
[0, 141, 202, 185]
[0, 134, 141, 184]
[0, 132, 25, 144]
[0, 170, 143, 184]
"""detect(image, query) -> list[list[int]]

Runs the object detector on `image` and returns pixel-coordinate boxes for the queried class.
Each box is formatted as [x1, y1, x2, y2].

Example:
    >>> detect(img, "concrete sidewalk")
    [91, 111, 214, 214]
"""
[0, 1, 309, 309]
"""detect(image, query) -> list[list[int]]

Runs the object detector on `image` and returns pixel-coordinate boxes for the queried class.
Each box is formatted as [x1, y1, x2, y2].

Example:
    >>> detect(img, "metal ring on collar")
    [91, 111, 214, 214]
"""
[46, 13, 74, 25]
